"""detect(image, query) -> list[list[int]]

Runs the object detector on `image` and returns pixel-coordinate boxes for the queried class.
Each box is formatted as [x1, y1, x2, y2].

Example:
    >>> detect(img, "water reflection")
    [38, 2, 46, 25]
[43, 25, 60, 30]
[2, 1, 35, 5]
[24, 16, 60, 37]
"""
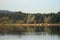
[0, 26, 60, 40]
[0, 26, 60, 35]
[0, 32, 60, 40]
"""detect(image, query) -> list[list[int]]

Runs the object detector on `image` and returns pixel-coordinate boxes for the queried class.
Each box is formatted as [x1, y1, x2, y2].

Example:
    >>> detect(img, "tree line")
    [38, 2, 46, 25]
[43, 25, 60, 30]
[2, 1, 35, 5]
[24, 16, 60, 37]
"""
[0, 10, 60, 24]
[0, 10, 60, 35]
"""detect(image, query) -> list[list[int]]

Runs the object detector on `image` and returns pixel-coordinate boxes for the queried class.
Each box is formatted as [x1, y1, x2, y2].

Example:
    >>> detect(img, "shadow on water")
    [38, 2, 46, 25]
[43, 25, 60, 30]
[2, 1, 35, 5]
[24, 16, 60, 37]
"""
[48, 26, 60, 36]
[0, 26, 60, 36]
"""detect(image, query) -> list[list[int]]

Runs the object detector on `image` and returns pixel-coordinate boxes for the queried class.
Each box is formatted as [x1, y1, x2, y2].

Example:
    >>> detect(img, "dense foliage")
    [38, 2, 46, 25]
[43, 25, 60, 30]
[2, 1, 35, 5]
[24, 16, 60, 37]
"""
[0, 10, 60, 24]
[0, 10, 60, 35]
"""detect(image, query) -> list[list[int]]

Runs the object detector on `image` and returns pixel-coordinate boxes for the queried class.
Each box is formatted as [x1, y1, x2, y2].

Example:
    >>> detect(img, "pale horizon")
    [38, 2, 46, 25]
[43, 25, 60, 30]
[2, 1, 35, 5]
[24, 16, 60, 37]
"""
[0, 0, 60, 13]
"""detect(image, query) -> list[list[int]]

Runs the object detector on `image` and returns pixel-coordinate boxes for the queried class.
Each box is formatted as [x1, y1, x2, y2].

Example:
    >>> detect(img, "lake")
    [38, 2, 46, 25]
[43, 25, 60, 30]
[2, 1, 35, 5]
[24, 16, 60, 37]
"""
[0, 32, 60, 40]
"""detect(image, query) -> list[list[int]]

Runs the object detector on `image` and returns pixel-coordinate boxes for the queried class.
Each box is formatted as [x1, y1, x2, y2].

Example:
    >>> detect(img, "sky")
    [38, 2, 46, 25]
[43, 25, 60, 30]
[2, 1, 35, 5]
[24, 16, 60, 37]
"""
[0, 0, 60, 13]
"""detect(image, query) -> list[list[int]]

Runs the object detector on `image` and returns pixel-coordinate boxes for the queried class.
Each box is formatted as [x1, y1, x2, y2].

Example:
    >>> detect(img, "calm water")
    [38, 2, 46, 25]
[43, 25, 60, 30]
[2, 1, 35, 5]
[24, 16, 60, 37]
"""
[0, 32, 60, 40]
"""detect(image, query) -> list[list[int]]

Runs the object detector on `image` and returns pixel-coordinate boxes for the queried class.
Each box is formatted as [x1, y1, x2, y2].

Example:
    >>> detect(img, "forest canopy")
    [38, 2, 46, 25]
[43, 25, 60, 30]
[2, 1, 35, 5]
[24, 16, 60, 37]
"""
[0, 10, 60, 24]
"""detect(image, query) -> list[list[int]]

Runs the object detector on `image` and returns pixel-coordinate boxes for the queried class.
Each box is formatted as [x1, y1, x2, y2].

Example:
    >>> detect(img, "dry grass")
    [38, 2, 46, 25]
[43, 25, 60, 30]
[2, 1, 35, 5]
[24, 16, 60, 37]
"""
[0, 23, 60, 27]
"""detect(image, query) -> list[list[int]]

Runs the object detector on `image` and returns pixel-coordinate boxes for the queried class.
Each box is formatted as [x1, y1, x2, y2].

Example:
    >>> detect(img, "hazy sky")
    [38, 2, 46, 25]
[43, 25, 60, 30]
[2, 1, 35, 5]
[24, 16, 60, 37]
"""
[0, 0, 60, 13]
